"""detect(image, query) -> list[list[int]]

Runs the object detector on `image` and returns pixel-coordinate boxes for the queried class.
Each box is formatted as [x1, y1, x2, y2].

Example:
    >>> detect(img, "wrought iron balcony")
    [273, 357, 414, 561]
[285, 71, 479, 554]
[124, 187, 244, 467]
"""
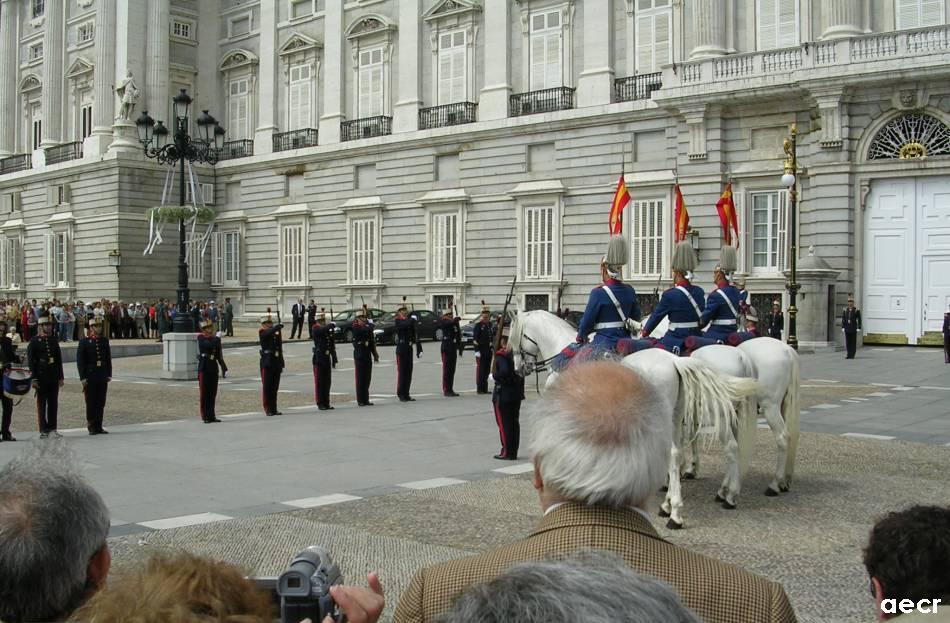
[419, 102, 478, 130]
[44, 141, 83, 165]
[0, 154, 32, 174]
[509, 86, 575, 117]
[273, 128, 318, 152]
[217, 139, 254, 161]
[341, 116, 393, 141]
[614, 73, 662, 102]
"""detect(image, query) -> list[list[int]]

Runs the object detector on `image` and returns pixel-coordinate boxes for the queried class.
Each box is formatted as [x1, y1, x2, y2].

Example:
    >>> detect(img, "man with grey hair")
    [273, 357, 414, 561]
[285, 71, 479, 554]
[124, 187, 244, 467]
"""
[394, 360, 797, 623]
[0, 441, 111, 622]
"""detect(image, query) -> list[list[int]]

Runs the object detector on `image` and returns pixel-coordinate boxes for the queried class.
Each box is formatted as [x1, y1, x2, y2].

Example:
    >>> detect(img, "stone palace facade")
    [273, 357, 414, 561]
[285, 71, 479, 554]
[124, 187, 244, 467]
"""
[1, 0, 949, 347]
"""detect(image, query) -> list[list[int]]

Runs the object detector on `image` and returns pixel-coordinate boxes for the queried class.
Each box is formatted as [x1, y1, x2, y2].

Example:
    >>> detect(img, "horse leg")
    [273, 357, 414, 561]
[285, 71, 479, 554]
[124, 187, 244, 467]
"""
[717, 420, 740, 509]
[664, 432, 686, 529]
[761, 399, 789, 496]
[682, 435, 699, 479]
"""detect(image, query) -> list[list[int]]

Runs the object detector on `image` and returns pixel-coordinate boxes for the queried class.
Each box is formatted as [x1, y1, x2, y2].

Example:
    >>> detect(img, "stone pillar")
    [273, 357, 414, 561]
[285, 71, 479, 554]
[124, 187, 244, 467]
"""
[785, 248, 841, 352]
[479, 0, 511, 120]
[689, 0, 727, 59]
[320, 0, 345, 144]
[393, 0, 421, 133]
[145, 0, 170, 124]
[821, 0, 862, 40]
[0, 0, 18, 156]
[86, 0, 117, 156]
[40, 0, 65, 147]
[577, 0, 613, 107]
[254, 0, 277, 154]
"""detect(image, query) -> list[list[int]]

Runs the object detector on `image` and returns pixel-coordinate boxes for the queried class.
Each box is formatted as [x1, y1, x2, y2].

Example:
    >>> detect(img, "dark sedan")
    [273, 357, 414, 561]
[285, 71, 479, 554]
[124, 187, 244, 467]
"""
[461, 311, 508, 350]
[372, 309, 440, 344]
[331, 308, 385, 342]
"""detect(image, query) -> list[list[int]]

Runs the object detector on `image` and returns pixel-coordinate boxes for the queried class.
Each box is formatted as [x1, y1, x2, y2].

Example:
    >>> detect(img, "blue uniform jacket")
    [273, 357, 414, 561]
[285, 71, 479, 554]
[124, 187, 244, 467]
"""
[77, 335, 113, 381]
[393, 314, 416, 356]
[311, 322, 335, 365]
[701, 284, 741, 340]
[196, 333, 225, 375]
[492, 348, 524, 404]
[438, 316, 462, 354]
[643, 282, 706, 352]
[577, 280, 641, 348]
[351, 322, 378, 362]
[472, 320, 494, 353]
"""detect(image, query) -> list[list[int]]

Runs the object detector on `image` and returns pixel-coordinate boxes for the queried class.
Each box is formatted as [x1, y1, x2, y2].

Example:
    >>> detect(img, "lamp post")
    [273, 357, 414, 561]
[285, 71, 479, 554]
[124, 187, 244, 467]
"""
[782, 123, 800, 351]
[135, 89, 225, 334]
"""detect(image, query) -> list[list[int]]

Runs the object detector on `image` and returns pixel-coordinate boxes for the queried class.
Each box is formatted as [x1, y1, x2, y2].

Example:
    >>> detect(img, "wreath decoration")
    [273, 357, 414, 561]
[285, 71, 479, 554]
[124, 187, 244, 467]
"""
[148, 205, 216, 223]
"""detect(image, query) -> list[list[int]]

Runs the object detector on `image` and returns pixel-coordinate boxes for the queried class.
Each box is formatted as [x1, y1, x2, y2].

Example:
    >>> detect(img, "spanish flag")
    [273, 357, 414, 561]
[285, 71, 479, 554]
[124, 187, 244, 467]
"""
[716, 182, 740, 247]
[674, 184, 689, 242]
[608, 173, 630, 235]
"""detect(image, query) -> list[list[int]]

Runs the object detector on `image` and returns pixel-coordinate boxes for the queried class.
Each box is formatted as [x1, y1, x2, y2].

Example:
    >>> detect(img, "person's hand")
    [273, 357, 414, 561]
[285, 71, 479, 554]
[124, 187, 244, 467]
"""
[106, 377, 111, 383]
[373, 356, 379, 364]
[410, 315, 418, 321]
[475, 351, 481, 359]
[222, 369, 228, 378]
[327, 572, 385, 623]
[31, 379, 39, 390]
[59, 379, 64, 388]
[81, 379, 88, 388]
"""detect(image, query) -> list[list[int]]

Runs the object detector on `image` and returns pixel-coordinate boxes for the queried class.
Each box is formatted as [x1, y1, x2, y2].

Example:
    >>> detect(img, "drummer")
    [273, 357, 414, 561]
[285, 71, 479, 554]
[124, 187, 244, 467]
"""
[0, 319, 20, 441]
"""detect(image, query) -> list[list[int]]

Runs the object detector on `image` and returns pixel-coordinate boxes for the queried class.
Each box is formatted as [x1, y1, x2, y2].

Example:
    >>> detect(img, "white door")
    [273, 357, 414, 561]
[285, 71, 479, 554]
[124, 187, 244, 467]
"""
[921, 256, 950, 334]
[918, 176, 950, 335]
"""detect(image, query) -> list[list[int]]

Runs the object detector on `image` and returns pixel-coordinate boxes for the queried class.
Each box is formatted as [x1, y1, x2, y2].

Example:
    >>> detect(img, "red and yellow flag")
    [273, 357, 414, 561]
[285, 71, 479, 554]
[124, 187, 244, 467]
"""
[674, 184, 689, 242]
[608, 174, 630, 235]
[716, 182, 740, 247]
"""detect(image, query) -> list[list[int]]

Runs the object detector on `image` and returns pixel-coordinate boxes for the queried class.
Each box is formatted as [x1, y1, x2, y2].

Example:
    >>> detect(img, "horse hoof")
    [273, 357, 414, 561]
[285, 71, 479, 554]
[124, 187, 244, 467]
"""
[764, 487, 780, 497]
[779, 483, 790, 493]
[659, 486, 669, 493]
[715, 494, 725, 503]
[721, 500, 737, 510]
[666, 518, 684, 530]
[658, 507, 671, 518]
[682, 472, 696, 481]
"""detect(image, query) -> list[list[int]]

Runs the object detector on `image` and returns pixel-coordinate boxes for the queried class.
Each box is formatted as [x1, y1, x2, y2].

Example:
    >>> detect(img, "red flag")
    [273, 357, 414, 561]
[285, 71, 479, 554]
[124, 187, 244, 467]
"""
[716, 182, 740, 247]
[674, 184, 689, 242]
[608, 174, 630, 235]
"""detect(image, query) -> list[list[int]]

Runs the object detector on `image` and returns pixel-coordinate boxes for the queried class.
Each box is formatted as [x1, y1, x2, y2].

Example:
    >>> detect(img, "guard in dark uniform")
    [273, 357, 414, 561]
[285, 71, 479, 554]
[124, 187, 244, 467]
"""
[686, 244, 740, 352]
[473, 301, 494, 394]
[259, 314, 285, 415]
[944, 305, 950, 364]
[77, 317, 113, 434]
[766, 300, 784, 340]
[438, 304, 462, 397]
[393, 298, 418, 402]
[351, 306, 379, 406]
[842, 295, 862, 359]
[311, 308, 335, 410]
[640, 241, 704, 355]
[197, 318, 227, 423]
[27, 312, 63, 438]
[576, 235, 641, 348]
[492, 326, 524, 460]
[0, 319, 20, 441]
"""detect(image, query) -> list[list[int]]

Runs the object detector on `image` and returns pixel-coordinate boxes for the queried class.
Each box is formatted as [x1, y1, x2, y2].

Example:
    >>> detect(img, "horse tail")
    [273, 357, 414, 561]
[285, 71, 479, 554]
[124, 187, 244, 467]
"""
[782, 348, 801, 480]
[735, 356, 759, 479]
[671, 358, 758, 448]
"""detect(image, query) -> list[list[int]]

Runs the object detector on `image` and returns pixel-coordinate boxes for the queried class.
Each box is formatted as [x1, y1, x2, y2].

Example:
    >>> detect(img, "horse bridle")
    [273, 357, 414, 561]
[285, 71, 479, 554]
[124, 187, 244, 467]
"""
[517, 332, 559, 376]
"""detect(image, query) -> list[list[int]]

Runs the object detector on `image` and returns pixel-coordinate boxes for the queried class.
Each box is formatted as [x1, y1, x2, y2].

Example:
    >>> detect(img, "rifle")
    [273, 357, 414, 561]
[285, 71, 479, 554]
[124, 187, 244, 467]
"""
[274, 297, 282, 327]
[328, 300, 338, 367]
[450, 298, 462, 356]
[491, 278, 517, 375]
[364, 303, 379, 362]
[406, 296, 423, 358]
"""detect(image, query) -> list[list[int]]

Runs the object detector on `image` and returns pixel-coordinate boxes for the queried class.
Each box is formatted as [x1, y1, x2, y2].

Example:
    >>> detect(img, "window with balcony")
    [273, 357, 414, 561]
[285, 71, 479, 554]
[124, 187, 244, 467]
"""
[631, 198, 666, 277]
[31, 109, 42, 151]
[529, 9, 563, 91]
[524, 205, 554, 279]
[80, 99, 93, 140]
[229, 78, 250, 140]
[280, 222, 306, 285]
[438, 30, 467, 104]
[358, 48, 384, 118]
[896, 0, 945, 29]
[757, 0, 799, 50]
[750, 190, 788, 273]
[351, 217, 377, 284]
[636, 0, 671, 74]
[288, 63, 313, 131]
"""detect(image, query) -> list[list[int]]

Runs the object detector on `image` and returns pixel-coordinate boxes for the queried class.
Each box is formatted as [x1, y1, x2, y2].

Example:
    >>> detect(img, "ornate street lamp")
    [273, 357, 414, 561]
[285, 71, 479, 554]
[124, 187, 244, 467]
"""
[135, 90, 225, 333]
[782, 123, 800, 351]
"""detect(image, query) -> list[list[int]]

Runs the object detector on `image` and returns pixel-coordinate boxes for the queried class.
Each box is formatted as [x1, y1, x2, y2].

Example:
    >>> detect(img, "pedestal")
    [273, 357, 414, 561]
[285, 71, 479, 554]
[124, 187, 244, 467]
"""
[785, 249, 841, 353]
[393, 99, 421, 133]
[108, 119, 140, 154]
[478, 85, 512, 121]
[162, 332, 198, 380]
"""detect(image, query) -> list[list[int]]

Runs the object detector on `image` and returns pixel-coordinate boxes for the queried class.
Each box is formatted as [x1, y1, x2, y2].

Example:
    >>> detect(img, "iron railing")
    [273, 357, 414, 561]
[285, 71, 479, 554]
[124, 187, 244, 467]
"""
[614, 73, 662, 102]
[44, 141, 83, 165]
[419, 102, 478, 130]
[341, 116, 393, 141]
[0, 154, 32, 174]
[217, 139, 254, 161]
[509, 86, 575, 117]
[272, 128, 318, 152]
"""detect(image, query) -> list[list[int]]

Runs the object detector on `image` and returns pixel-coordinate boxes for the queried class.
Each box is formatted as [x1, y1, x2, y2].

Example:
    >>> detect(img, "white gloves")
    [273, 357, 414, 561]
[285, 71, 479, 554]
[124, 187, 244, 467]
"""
[411, 315, 418, 321]
[475, 352, 481, 358]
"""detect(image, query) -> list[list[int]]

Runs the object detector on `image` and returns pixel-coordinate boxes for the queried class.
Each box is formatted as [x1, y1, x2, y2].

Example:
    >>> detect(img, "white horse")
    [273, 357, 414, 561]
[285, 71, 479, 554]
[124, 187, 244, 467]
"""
[508, 310, 757, 528]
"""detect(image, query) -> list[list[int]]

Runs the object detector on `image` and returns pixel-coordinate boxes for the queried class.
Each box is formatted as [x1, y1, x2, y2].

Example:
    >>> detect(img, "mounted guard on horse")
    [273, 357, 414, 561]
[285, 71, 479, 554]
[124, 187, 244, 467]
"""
[575, 234, 642, 350]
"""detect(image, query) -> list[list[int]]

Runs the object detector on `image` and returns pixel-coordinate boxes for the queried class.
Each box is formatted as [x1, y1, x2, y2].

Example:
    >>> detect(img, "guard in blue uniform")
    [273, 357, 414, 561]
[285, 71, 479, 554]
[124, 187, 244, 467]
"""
[728, 306, 760, 346]
[393, 297, 419, 402]
[492, 326, 524, 460]
[27, 312, 64, 438]
[196, 318, 226, 423]
[473, 302, 494, 394]
[0, 320, 20, 441]
[641, 241, 704, 355]
[576, 234, 641, 348]
[944, 305, 950, 364]
[438, 305, 462, 396]
[259, 314, 285, 415]
[77, 317, 113, 434]
[352, 306, 379, 406]
[686, 244, 741, 352]
[311, 309, 335, 410]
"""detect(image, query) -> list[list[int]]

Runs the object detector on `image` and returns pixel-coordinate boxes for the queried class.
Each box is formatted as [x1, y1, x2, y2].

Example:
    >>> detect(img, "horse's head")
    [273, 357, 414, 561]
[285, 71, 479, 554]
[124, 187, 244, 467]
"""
[508, 310, 535, 376]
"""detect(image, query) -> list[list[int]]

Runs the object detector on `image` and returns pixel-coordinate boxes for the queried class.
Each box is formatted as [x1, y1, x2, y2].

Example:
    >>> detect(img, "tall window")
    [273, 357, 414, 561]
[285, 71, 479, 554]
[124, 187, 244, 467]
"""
[438, 30, 466, 104]
[0, 237, 21, 289]
[529, 9, 562, 91]
[45, 232, 68, 287]
[352, 217, 376, 283]
[358, 48, 384, 118]
[280, 223, 305, 285]
[757, 0, 799, 50]
[636, 0, 671, 73]
[896, 0, 945, 29]
[212, 231, 241, 285]
[31, 0, 44, 18]
[751, 191, 788, 272]
[31, 107, 42, 151]
[524, 205, 554, 279]
[288, 64, 313, 130]
[80, 95, 93, 140]
[186, 237, 205, 282]
[77, 22, 95, 44]
[431, 211, 458, 281]
[631, 198, 665, 276]
[229, 78, 249, 139]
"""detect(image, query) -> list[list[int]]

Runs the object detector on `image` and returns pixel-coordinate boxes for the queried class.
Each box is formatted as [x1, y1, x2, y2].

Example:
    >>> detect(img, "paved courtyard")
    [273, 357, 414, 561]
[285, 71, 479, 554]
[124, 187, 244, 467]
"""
[1, 341, 948, 622]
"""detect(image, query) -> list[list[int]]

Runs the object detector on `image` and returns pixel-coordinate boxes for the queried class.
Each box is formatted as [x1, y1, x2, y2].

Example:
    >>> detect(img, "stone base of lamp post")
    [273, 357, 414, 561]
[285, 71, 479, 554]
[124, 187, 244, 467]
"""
[161, 332, 198, 380]
[108, 119, 141, 154]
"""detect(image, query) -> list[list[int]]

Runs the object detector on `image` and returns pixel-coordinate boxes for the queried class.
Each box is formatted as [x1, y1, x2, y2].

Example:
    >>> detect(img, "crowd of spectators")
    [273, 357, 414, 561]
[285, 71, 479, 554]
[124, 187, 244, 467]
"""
[0, 359, 947, 623]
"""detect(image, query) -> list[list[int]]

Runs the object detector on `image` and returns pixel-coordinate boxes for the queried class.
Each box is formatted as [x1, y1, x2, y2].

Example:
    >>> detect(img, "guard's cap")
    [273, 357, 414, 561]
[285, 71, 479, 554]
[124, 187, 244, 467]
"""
[260, 314, 273, 324]
[398, 297, 408, 312]
[671, 240, 697, 274]
[481, 299, 489, 314]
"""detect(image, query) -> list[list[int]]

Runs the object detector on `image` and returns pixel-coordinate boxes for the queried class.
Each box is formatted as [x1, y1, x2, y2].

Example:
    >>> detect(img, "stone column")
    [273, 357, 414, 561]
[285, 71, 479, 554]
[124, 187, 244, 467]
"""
[479, 0, 511, 120]
[0, 0, 18, 156]
[320, 0, 345, 144]
[86, 0, 116, 156]
[145, 0, 170, 123]
[40, 0, 65, 147]
[577, 0, 613, 107]
[254, 0, 277, 154]
[821, 0, 862, 40]
[392, 0, 421, 133]
[689, 0, 727, 59]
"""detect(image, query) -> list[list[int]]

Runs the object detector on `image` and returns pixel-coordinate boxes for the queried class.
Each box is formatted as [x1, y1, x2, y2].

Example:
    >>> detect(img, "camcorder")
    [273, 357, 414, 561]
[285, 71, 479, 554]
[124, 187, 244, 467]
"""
[252, 546, 344, 623]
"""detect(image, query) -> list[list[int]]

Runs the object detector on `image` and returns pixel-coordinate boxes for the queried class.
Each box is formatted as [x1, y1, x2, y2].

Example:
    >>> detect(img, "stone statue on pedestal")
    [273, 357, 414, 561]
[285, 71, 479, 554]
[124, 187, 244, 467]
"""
[114, 71, 140, 121]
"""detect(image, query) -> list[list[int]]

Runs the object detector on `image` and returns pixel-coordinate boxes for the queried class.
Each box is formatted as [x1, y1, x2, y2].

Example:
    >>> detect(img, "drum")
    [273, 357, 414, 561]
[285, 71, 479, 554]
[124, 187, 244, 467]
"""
[3, 367, 32, 398]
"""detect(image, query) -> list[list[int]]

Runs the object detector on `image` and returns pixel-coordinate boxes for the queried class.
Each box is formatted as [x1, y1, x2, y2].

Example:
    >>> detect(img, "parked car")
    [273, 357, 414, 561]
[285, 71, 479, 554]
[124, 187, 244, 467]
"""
[561, 310, 584, 329]
[460, 311, 509, 350]
[331, 308, 386, 342]
[372, 309, 440, 344]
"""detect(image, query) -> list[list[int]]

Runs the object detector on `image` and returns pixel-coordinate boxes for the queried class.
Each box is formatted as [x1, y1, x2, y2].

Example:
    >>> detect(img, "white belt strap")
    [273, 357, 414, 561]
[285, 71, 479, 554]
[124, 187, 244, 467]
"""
[675, 286, 703, 319]
[711, 319, 737, 326]
[600, 286, 628, 323]
[716, 289, 739, 319]
[593, 321, 625, 330]
[669, 321, 700, 330]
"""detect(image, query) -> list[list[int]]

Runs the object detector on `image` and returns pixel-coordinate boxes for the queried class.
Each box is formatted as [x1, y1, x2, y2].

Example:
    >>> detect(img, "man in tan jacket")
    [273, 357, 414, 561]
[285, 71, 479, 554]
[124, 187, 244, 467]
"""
[393, 361, 797, 623]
